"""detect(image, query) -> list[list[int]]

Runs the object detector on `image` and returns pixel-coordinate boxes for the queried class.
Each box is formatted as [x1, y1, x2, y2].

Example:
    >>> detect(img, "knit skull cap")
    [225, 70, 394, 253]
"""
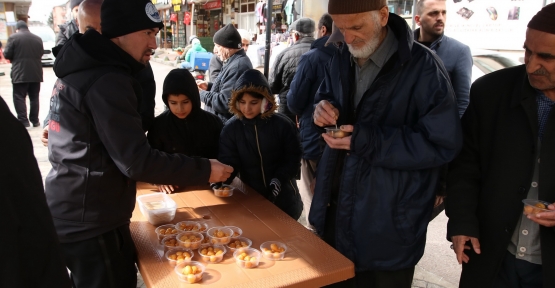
[328, 0, 386, 14]
[70, 0, 84, 9]
[15, 20, 27, 30]
[101, 0, 164, 39]
[527, 3, 555, 35]
[213, 24, 242, 49]
[289, 18, 315, 34]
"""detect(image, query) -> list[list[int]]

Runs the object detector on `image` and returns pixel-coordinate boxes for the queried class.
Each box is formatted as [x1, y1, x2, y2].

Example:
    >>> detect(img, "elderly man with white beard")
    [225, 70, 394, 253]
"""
[310, 0, 462, 287]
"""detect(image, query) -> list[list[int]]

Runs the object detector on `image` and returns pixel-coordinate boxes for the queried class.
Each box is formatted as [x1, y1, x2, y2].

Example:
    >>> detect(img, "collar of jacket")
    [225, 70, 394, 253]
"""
[412, 28, 444, 52]
[331, 13, 413, 67]
[294, 36, 315, 46]
[510, 65, 537, 108]
[223, 49, 247, 64]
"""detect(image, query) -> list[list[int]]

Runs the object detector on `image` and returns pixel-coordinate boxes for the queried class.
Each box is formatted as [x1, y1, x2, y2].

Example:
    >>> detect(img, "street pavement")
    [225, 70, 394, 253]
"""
[0, 52, 461, 288]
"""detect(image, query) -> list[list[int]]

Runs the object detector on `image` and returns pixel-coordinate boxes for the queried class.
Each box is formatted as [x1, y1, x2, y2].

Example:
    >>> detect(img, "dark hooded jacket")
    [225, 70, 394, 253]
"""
[309, 13, 462, 271]
[46, 30, 212, 243]
[218, 69, 303, 220]
[200, 49, 252, 123]
[287, 35, 336, 160]
[3, 26, 43, 84]
[148, 69, 223, 160]
[269, 35, 315, 123]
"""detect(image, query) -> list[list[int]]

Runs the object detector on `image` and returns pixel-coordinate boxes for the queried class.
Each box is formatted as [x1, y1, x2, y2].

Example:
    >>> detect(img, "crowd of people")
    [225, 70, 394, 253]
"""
[2, 0, 555, 287]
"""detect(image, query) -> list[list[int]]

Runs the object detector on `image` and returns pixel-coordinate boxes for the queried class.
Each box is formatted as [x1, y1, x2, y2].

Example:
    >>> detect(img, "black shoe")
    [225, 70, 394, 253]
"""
[32, 122, 40, 127]
[22, 122, 30, 128]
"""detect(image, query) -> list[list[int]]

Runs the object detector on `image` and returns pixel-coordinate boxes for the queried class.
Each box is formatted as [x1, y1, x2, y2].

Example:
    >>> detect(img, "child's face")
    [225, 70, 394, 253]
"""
[168, 94, 193, 119]
[238, 93, 262, 119]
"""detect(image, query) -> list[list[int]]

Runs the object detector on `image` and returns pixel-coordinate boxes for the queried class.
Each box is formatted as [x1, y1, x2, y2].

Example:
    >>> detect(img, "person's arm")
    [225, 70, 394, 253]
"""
[269, 52, 285, 94]
[287, 54, 315, 115]
[273, 116, 302, 183]
[56, 24, 69, 47]
[86, 74, 212, 187]
[200, 61, 249, 116]
[350, 59, 463, 170]
[185, 49, 193, 62]
[209, 56, 222, 81]
[218, 123, 241, 184]
[450, 45, 473, 118]
[3, 37, 14, 60]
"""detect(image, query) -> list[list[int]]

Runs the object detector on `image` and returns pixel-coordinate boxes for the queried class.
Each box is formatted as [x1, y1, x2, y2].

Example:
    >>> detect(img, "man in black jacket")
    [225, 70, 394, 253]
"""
[269, 17, 315, 123]
[446, 4, 555, 287]
[45, 0, 233, 287]
[56, 0, 83, 46]
[3, 20, 43, 127]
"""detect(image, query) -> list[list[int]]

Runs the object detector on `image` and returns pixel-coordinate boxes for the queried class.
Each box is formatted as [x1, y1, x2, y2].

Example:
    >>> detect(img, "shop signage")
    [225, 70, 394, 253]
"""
[204, 0, 221, 10]
[173, 4, 181, 11]
[184, 11, 191, 25]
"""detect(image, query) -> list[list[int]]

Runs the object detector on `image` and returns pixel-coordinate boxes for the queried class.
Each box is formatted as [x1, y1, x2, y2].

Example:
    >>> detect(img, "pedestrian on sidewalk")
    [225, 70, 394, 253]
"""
[3, 20, 43, 128]
[45, 0, 232, 287]
[446, 4, 555, 287]
[310, 0, 462, 286]
[209, 28, 252, 81]
[286, 13, 335, 230]
[218, 69, 303, 220]
[178, 38, 207, 70]
[197, 24, 252, 123]
[148, 68, 223, 193]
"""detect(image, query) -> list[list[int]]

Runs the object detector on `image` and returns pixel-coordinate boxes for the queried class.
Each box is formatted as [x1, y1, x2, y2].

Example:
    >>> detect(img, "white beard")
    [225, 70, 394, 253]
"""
[347, 34, 380, 59]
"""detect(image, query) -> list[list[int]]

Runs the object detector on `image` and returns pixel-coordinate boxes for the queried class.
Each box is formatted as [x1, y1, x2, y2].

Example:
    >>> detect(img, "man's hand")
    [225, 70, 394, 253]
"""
[208, 159, 234, 183]
[158, 184, 178, 194]
[314, 100, 339, 127]
[321, 125, 353, 150]
[451, 235, 481, 264]
[528, 202, 555, 227]
[434, 196, 445, 208]
[41, 126, 49, 147]
[196, 80, 208, 91]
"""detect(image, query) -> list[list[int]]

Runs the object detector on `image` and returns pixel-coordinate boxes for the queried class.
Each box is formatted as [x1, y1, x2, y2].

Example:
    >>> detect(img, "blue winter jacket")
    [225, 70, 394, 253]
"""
[309, 13, 463, 272]
[287, 36, 337, 160]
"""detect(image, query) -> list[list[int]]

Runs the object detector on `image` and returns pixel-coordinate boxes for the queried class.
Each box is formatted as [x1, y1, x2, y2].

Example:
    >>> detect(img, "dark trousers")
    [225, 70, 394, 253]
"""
[493, 251, 542, 288]
[60, 225, 138, 288]
[12, 82, 40, 125]
[324, 267, 415, 288]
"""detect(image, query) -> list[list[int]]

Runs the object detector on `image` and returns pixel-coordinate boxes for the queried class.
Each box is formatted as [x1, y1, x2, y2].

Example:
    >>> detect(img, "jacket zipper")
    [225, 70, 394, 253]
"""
[254, 125, 267, 187]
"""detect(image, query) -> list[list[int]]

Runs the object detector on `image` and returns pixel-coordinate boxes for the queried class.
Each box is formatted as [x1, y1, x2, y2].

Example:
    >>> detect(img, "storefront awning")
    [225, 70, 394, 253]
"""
[203, 0, 221, 10]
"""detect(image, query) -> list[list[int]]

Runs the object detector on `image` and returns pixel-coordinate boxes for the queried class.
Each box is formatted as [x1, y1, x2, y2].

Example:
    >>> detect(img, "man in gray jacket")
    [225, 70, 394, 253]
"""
[3, 20, 43, 127]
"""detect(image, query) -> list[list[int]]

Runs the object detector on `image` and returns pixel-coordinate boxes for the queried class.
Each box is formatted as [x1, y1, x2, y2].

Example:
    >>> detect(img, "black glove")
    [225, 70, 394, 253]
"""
[267, 178, 281, 203]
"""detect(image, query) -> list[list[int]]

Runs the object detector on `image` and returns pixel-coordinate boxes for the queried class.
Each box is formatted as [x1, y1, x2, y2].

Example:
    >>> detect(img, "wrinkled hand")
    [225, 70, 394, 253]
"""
[208, 159, 234, 183]
[451, 235, 481, 264]
[528, 202, 555, 227]
[313, 100, 339, 127]
[196, 80, 208, 91]
[267, 178, 281, 203]
[41, 126, 49, 147]
[434, 196, 445, 208]
[158, 184, 178, 194]
[322, 125, 353, 150]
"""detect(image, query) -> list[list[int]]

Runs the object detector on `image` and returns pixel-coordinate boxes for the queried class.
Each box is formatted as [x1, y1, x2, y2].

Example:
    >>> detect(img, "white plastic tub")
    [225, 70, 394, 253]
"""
[137, 193, 177, 225]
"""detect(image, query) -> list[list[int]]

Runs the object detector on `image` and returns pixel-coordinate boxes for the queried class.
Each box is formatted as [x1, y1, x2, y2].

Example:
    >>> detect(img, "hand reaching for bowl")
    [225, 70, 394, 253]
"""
[314, 100, 339, 127]
[158, 184, 178, 194]
[527, 202, 555, 227]
[209, 159, 234, 183]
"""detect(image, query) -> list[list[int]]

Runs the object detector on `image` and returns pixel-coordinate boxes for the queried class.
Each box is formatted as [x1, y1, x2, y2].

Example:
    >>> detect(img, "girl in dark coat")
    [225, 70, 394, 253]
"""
[148, 69, 223, 193]
[218, 69, 303, 220]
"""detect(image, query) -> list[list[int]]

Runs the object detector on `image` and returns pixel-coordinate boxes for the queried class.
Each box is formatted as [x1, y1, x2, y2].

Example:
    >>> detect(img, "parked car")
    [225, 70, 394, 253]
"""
[471, 49, 522, 83]
[28, 26, 56, 66]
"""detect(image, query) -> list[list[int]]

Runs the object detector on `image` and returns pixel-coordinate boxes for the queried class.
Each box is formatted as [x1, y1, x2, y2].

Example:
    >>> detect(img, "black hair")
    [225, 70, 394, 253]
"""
[318, 14, 333, 35]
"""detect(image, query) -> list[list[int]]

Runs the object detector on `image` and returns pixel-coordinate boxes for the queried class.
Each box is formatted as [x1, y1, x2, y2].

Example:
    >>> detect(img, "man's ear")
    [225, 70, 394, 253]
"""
[322, 26, 327, 36]
[415, 15, 421, 26]
[379, 6, 389, 27]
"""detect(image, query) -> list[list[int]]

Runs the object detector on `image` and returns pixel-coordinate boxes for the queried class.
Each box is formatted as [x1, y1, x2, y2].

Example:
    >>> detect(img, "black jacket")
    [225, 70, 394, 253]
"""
[0, 97, 72, 288]
[200, 49, 252, 123]
[134, 62, 156, 132]
[147, 94, 223, 160]
[56, 19, 78, 46]
[310, 13, 462, 271]
[219, 69, 302, 220]
[46, 30, 212, 243]
[287, 36, 336, 160]
[446, 65, 555, 287]
[269, 36, 314, 122]
[3, 27, 43, 83]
